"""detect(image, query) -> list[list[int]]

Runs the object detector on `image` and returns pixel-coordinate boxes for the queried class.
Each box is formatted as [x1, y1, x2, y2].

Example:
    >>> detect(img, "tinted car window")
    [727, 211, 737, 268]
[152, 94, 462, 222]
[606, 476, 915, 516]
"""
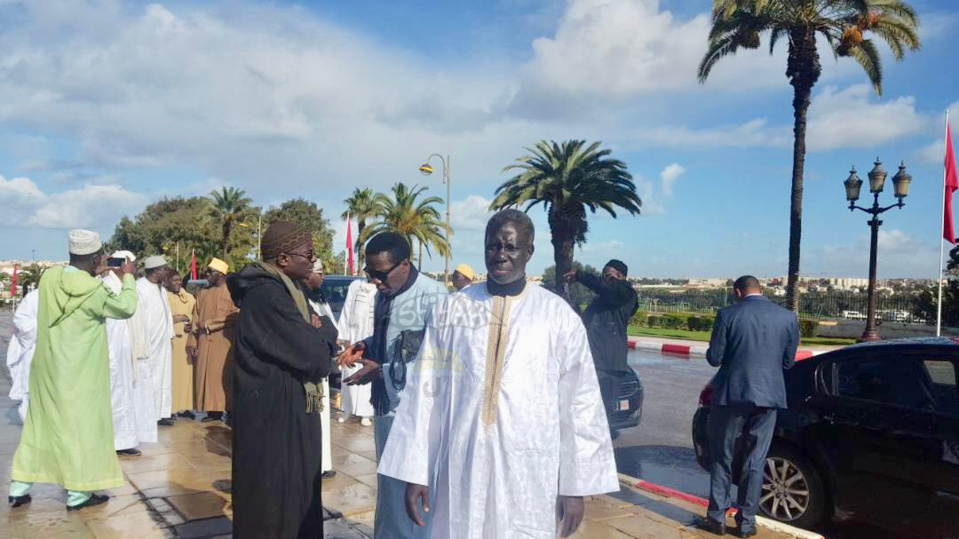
[834, 358, 930, 409]
[922, 359, 959, 418]
[320, 278, 358, 318]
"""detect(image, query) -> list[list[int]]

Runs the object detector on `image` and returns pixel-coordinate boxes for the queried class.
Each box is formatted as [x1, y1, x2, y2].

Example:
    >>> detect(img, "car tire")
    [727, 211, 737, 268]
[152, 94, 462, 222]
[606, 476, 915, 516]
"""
[759, 445, 830, 530]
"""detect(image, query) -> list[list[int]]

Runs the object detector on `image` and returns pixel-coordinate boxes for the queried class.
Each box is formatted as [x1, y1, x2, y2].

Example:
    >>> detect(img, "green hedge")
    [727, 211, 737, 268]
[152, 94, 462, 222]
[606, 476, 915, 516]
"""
[799, 319, 819, 338]
[629, 310, 649, 327]
[642, 312, 716, 332]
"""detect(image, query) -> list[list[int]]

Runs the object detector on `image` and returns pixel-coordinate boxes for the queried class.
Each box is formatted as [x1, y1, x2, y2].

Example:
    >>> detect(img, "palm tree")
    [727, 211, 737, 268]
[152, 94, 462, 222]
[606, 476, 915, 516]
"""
[207, 187, 253, 257]
[490, 140, 641, 299]
[341, 188, 378, 268]
[361, 183, 450, 263]
[699, 0, 920, 312]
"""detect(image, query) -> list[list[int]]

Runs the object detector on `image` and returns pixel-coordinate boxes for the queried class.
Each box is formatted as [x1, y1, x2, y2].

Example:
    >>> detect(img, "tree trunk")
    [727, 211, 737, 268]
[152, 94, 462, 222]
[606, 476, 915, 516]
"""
[784, 31, 821, 313]
[418, 240, 424, 269]
[548, 207, 575, 302]
[222, 221, 231, 257]
[357, 219, 366, 269]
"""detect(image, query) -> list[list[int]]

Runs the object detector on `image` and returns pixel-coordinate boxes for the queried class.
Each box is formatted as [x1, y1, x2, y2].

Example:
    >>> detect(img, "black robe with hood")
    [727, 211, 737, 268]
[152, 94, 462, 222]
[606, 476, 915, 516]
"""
[227, 264, 338, 539]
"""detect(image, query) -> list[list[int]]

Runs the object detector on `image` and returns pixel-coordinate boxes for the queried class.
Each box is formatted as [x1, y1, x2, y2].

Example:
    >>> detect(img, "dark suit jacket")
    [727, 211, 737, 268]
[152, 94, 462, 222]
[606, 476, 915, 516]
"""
[706, 295, 800, 408]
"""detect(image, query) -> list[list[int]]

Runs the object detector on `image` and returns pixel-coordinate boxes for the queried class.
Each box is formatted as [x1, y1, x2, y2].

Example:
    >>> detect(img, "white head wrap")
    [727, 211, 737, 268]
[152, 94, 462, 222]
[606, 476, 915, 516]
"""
[143, 255, 169, 270]
[68, 229, 102, 256]
[312, 260, 324, 273]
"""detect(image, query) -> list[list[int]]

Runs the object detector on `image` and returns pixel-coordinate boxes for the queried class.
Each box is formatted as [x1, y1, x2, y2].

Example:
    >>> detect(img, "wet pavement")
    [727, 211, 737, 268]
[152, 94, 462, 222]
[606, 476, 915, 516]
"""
[1, 311, 804, 538]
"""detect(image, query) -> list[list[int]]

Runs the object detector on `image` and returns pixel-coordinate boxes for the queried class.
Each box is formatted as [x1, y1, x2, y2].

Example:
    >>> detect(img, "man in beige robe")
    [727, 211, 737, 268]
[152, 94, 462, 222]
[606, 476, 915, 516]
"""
[167, 270, 197, 418]
[188, 258, 239, 423]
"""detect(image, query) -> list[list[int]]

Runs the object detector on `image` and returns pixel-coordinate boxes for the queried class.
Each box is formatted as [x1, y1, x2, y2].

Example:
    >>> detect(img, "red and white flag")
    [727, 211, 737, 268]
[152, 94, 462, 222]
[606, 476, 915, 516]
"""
[11, 264, 18, 298]
[945, 119, 958, 243]
[346, 212, 355, 276]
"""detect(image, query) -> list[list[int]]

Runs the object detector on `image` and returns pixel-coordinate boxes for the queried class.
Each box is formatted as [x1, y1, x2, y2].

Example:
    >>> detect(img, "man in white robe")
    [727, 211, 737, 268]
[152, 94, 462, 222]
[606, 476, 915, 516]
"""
[103, 251, 157, 454]
[7, 288, 39, 423]
[137, 255, 175, 425]
[378, 210, 619, 539]
[305, 260, 339, 479]
[337, 278, 376, 426]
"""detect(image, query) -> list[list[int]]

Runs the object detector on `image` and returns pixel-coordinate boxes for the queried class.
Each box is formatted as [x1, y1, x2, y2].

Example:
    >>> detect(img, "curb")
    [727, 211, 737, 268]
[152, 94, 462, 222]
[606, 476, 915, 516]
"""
[616, 474, 824, 539]
[627, 338, 822, 362]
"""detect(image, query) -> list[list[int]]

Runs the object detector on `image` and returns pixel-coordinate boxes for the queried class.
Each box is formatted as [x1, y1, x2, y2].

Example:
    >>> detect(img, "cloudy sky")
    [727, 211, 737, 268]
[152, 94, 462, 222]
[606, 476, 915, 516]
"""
[0, 0, 956, 278]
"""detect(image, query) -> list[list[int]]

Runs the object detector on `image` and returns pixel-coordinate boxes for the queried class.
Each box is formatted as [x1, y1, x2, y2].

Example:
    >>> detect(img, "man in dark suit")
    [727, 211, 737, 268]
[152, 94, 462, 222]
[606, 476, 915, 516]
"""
[699, 276, 799, 537]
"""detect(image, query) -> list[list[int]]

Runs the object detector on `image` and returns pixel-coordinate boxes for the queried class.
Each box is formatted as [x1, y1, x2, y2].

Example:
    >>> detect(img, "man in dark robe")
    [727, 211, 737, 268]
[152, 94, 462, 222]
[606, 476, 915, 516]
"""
[227, 221, 338, 539]
[565, 260, 638, 429]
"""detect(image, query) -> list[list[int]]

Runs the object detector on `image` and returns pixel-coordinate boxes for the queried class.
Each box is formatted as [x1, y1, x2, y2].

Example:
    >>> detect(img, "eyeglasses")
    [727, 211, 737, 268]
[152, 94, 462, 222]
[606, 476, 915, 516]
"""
[364, 261, 404, 282]
[285, 250, 316, 260]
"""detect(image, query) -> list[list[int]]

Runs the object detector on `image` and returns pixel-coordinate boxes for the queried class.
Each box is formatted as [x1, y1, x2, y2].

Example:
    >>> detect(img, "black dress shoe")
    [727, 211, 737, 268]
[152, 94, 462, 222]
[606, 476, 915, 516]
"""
[695, 517, 726, 536]
[177, 411, 196, 420]
[322, 470, 337, 479]
[734, 526, 757, 538]
[8, 494, 31, 508]
[117, 448, 142, 456]
[158, 418, 175, 426]
[67, 493, 109, 511]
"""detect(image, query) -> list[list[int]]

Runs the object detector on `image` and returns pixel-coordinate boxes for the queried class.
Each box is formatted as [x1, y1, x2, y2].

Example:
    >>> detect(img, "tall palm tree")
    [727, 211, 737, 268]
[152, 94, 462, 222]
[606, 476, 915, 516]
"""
[699, 0, 920, 312]
[207, 187, 253, 257]
[490, 140, 642, 299]
[341, 188, 378, 268]
[361, 183, 450, 263]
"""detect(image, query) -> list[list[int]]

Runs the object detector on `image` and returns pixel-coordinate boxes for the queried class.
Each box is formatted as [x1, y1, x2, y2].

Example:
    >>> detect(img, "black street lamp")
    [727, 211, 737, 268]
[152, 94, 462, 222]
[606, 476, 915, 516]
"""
[843, 158, 912, 341]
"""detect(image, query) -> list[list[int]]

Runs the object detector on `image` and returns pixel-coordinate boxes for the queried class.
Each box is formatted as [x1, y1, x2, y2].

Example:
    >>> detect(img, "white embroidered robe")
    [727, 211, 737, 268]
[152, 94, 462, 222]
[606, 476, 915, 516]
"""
[378, 283, 619, 539]
[105, 273, 157, 446]
[136, 277, 174, 420]
[336, 279, 376, 418]
[7, 289, 39, 422]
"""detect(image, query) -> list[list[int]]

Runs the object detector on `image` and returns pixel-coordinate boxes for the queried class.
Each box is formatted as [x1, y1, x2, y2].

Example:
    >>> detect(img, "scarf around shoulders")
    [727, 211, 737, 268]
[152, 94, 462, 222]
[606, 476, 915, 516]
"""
[248, 261, 323, 414]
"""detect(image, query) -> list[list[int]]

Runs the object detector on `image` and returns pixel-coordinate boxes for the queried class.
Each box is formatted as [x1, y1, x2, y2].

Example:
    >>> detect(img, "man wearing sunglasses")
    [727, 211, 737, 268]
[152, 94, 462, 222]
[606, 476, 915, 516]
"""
[337, 231, 446, 539]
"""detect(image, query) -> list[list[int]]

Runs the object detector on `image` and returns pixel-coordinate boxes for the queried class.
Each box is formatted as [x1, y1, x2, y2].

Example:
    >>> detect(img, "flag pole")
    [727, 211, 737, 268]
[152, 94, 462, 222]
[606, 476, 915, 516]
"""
[938, 110, 950, 336]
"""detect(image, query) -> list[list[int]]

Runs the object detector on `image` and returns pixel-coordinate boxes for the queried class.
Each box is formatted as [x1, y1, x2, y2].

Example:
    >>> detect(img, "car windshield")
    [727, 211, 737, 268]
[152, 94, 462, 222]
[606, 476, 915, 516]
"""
[320, 277, 359, 318]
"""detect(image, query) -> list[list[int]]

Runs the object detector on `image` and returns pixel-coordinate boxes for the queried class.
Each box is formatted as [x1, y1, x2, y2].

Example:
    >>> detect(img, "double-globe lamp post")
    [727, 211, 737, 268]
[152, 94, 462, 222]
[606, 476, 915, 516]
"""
[419, 154, 451, 287]
[843, 158, 912, 341]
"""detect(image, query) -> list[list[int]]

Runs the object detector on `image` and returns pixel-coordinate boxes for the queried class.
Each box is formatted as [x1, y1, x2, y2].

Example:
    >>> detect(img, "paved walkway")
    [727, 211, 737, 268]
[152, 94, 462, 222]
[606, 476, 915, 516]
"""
[1, 311, 804, 538]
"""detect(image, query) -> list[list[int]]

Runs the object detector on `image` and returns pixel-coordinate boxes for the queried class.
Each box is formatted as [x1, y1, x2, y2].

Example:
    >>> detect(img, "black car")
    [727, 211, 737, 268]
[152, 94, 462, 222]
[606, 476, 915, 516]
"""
[608, 368, 644, 432]
[691, 338, 959, 538]
[319, 275, 364, 320]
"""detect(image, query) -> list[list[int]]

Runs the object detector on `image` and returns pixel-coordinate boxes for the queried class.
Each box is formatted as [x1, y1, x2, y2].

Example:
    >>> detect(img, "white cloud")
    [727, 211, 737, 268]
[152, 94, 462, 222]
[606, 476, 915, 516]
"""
[519, 0, 787, 102]
[0, 173, 146, 229]
[805, 85, 930, 151]
[451, 195, 495, 231]
[619, 85, 929, 152]
[659, 163, 685, 196]
[915, 103, 958, 164]
[807, 228, 939, 278]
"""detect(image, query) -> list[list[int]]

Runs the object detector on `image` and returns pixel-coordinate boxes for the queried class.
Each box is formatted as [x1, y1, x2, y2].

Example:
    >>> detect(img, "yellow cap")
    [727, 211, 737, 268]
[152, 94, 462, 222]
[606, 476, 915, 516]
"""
[208, 258, 229, 275]
[454, 264, 475, 281]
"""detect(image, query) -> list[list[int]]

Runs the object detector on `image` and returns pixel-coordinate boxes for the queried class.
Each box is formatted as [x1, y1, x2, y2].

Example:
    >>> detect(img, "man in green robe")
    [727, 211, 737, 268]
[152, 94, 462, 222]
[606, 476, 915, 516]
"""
[8, 229, 138, 511]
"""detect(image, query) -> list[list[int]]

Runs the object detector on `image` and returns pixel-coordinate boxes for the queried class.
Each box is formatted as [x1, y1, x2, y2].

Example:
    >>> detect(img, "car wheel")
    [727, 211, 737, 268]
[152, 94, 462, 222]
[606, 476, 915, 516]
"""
[760, 445, 829, 529]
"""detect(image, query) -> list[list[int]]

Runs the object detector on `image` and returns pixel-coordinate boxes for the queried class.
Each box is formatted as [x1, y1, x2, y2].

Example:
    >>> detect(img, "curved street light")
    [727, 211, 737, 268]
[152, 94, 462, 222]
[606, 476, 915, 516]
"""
[419, 154, 451, 286]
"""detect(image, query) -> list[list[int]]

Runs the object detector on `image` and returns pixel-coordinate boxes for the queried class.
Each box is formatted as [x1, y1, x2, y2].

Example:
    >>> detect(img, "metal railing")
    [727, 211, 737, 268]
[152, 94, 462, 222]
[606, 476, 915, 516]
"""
[636, 289, 927, 324]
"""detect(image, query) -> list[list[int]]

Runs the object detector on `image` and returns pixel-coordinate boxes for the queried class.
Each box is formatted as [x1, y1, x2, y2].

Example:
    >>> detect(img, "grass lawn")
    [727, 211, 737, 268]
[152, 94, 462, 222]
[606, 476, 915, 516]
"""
[627, 326, 856, 347]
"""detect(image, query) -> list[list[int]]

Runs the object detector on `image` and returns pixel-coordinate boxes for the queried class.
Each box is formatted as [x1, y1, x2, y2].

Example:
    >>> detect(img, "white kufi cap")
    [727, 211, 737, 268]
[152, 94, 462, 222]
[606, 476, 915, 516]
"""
[312, 260, 324, 273]
[143, 255, 169, 269]
[68, 229, 102, 256]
